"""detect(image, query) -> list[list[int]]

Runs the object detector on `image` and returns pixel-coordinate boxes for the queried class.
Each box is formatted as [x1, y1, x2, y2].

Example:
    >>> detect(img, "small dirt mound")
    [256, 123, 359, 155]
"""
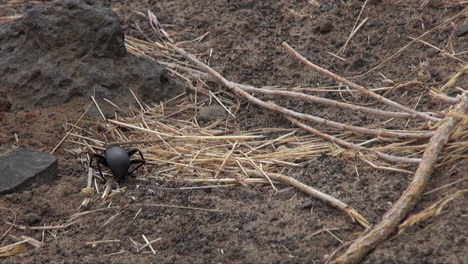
[0, 0, 182, 112]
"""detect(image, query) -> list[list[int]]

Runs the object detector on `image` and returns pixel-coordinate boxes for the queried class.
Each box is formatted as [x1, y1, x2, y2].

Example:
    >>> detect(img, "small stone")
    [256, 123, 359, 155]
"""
[317, 21, 334, 34]
[299, 199, 314, 209]
[0, 148, 58, 194]
[456, 23, 468, 37]
[23, 212, 41, 225]
[350, 58, 369, 70]
[427, 0, 443, 8]
[198, 105, 228, 121]
[395, 17, 406, 26]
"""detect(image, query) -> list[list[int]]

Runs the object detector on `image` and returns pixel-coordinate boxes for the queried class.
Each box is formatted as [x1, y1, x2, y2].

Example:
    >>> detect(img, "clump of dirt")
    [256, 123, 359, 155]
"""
[0, 0, 182, 112]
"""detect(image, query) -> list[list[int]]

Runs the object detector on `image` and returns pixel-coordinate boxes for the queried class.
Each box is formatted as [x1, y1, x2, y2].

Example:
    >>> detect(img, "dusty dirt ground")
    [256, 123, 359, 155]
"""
[1, 0, 467, 263]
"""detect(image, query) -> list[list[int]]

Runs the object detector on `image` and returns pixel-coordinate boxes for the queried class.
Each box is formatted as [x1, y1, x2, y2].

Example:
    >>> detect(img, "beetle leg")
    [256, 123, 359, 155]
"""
[127, 149, 146, 177]
[127, 149, 144, 160]
[90, 154, 107, 184]
[128, 159, 145, 176]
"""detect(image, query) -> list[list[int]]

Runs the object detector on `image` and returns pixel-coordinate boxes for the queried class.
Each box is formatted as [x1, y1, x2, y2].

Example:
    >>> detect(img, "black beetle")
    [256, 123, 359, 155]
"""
[89, 146, 145, 184]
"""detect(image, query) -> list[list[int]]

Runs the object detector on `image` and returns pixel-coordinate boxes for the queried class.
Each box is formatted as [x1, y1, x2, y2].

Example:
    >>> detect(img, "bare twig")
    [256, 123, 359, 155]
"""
[170, 44, 434, 139]
[282, 42, 441, 123]
[238, 84, 418, 120]
[333, 93, 468, 264]
[246, 170, 370, 229]
[286, 116, 421, 164]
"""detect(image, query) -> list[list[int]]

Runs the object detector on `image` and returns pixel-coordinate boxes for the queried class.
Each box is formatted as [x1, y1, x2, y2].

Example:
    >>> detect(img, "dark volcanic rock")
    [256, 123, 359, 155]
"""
[0, 148, 58, 194]
[0, 0, 182, 111]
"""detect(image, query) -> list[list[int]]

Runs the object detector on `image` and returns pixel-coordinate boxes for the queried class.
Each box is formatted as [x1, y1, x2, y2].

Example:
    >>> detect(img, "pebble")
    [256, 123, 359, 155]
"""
[198, 105, 228, 121]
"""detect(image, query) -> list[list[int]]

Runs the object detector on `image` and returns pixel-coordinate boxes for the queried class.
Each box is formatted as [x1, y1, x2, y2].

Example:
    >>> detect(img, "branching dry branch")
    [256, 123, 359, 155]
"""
[333, 93, 468, 264]
[282, 42, 441, 123]
[170, 44, 434, 140]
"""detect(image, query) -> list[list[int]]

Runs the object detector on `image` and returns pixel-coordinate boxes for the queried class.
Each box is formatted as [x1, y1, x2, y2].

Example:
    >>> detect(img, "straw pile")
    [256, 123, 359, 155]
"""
[70, 93, 332, 185]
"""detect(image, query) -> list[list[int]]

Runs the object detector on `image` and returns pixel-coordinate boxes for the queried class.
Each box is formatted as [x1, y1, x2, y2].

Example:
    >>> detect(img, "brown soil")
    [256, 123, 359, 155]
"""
[1, 1, 467, 263]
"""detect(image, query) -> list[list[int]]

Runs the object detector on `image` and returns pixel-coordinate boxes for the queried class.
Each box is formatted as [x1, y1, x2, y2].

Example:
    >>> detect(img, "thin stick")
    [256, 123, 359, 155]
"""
[139, 237, 161, 252]
[214, 141, 238, 178]
[0, 208, 16, 241]
[51, 102, 93, 154]
[254, 171, 369, 229]
[209, 90, 235, 118]
[129, 89, 146, 112]
[409, 37, 467, 64]
[5, 221, 77, 230]
[286, 116, 421, 164]
[85, 240, 121, 246]
[17, 235, 43, 248]
[142, 234, 156, 255]
[242, 153, 278, 192]
[104, 98, 125, 113]
[333, 93, 468, 264]
[170, 44, 434, 139]
[430, 91, 459, 104]
[91, 96, 107, 121]
[0, 239, 28, 254]
[102, 210, 124, 227]
[240, 84, 416, 120]
[282, 42, 441, 123]
[102, 177, 115, 199]
[339, 2, 369, 54]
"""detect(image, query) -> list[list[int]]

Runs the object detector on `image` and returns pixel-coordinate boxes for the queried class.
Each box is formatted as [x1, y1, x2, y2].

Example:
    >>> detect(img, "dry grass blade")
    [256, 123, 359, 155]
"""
[440, 63, 468, 91]
[423, 176, 468, 195]
[0, 14, 23, 24]
[398, 189, 468, 234]
[338, 0, 369, 54]
[85, 240, 121, 246]
[0, 240, 27, 257]
[5, 221, 77, 231]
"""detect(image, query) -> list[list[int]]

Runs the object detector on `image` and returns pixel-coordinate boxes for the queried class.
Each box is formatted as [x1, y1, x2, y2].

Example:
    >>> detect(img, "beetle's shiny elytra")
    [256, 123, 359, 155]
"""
[90, 146, 145, 184]
[105, 147, 131, 182]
